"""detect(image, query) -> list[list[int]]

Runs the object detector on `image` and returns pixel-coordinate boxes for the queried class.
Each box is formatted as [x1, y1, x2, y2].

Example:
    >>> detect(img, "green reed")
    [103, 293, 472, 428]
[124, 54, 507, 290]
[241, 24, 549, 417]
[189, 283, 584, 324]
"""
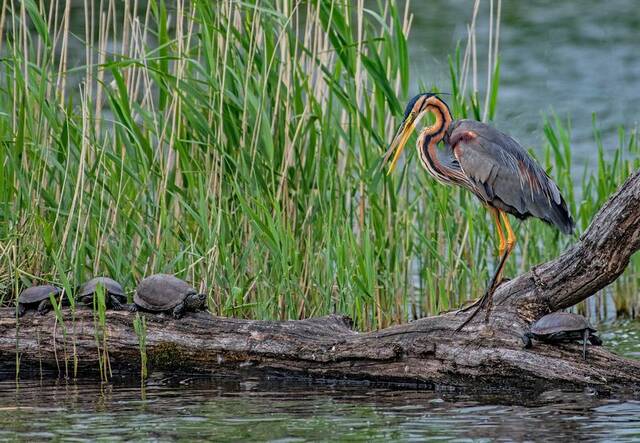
[0, 0, 637, 332]
[133, 313, 148, 381]
[92, 285, 111, 381]
[48, 291, 73, 377]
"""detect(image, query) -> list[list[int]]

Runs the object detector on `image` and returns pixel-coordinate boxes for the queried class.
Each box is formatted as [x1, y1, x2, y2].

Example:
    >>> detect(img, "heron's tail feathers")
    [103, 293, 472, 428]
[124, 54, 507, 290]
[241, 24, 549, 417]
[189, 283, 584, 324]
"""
[546, 197, 575, 235]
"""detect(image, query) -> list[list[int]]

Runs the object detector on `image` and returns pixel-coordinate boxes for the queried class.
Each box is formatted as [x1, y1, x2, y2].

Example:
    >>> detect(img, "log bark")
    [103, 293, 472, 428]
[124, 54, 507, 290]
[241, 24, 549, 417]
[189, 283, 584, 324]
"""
[1, 171, 640, 394]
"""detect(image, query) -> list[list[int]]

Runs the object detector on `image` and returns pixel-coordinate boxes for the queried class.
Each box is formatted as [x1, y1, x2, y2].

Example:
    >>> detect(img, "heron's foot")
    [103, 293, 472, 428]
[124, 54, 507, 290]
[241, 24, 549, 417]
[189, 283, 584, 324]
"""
[455, 276, 507, 315]
[455, 297, 483, 314]
[455, 295, 488, 314]
[455, 282, 494, 314]
[483, 286, 496, 323]
[484, 275, 513, 313]
[480, 273, 510, 321]
[455, 286, 495, 332]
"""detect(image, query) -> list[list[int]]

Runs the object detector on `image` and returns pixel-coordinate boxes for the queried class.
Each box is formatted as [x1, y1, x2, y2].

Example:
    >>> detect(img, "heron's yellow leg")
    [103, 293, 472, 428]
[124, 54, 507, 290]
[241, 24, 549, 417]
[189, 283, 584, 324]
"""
[456, 211, 515, 330]
[489, 207, 506, 255]
[491, 211, 516, 286]
[500, 211, 516, 252]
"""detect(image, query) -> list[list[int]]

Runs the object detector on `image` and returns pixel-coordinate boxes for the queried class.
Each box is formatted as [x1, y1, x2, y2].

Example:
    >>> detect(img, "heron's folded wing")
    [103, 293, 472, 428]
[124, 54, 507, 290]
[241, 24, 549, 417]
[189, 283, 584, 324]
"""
[449, 120, 573, 233]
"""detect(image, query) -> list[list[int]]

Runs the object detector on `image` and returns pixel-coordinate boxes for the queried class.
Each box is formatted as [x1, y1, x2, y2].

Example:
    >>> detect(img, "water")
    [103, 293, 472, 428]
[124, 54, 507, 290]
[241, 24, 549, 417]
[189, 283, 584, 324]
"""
[1, 373, 640, 441]
[406, 0, 640, 167]
[600, 320, 640, 360]
[1, 319, 639, 441]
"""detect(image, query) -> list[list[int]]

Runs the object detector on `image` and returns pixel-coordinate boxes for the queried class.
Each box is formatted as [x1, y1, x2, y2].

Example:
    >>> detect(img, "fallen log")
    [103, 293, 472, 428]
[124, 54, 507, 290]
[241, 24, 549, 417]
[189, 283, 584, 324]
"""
[1, 170, 640, 394]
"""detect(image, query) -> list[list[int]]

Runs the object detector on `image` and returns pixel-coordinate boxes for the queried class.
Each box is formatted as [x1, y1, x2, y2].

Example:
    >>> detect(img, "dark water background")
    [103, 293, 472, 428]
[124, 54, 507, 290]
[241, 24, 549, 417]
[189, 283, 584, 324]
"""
[3, 1, 639, 440]
[406, 0, 640, 168]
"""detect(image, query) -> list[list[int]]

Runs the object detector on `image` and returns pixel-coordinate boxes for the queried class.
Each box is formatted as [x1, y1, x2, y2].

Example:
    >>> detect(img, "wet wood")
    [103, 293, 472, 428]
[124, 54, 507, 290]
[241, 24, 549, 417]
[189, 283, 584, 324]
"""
[1, 170, 639, 393]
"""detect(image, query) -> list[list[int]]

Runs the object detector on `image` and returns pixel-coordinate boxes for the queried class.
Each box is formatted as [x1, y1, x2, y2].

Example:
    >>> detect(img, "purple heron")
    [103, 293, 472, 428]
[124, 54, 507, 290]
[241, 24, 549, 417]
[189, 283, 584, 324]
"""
[383, 93, 574, 331]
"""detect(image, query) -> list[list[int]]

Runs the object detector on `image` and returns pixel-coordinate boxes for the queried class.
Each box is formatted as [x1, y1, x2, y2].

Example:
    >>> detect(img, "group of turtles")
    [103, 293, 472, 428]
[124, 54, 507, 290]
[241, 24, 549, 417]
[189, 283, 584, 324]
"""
[16, 274, 207, 319]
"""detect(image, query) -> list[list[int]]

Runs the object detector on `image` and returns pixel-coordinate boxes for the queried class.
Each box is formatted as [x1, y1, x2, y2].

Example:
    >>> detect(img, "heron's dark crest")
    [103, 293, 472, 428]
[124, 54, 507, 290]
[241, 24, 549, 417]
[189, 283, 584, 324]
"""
[402, 92, 451, 119]
[403, 93, 431, 118]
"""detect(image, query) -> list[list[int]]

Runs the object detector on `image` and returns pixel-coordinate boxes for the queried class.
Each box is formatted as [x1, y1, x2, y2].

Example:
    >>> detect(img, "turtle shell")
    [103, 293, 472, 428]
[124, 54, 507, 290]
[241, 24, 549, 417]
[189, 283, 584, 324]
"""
[78, 277, 126, 301]
[530, 312, 595, 336]
[19, 285, 62, 303]
[134, 274, 196, 311]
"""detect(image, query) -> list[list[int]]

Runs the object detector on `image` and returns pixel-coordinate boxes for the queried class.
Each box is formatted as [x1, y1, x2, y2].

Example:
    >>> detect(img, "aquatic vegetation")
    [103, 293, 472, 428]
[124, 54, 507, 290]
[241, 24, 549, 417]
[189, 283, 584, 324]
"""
[49, 290, 73, 378]
[0, 0, 637, 331]
[92, 285, 111, 381]
[133, 313, 148, 380]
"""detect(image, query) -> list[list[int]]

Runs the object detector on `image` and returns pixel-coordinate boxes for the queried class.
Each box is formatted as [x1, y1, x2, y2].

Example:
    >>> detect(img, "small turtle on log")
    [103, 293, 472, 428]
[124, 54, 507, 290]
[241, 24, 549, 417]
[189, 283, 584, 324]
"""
[77, 277, 127, 310]
[522, 311, 602, 360]
[17, 285, 63, 317]
[131, 274, 206, 319]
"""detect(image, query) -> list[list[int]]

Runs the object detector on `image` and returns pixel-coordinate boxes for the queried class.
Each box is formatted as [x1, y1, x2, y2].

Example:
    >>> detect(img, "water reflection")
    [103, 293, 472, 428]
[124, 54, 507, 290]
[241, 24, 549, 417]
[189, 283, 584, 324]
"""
[1, 374, 639, 441]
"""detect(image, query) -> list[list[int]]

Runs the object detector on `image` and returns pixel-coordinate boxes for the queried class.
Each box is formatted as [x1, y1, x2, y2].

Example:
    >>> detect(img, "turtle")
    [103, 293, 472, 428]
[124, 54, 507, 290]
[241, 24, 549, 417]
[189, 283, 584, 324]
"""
[77, 277, 127, 310]
[17, 285, 63, 317]
[522, 311, 602, 360]
[131, 274, 207, 318]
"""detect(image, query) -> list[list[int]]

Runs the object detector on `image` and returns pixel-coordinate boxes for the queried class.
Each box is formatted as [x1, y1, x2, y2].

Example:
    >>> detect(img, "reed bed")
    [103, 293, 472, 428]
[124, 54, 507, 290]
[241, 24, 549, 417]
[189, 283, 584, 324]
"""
[0, 0, 637, 330]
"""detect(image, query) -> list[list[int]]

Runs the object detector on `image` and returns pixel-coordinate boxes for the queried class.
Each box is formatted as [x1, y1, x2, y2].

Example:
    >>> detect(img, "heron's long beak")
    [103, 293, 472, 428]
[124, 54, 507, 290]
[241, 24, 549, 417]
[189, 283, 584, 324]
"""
[383, 113, 417, 175]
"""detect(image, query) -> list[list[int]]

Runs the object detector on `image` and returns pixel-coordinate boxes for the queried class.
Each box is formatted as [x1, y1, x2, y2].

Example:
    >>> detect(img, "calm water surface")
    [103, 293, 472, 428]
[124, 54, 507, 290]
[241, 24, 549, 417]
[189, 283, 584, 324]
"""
[407, 0, 640, 167]
[1, 319, 639, 441]
[1, 373, 639, 441]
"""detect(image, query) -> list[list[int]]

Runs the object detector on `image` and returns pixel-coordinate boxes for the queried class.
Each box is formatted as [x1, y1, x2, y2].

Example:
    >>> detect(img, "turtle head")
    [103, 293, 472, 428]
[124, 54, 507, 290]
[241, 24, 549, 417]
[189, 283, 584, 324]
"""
[589, 334, 603, 346]
[186, 292, 207, 311]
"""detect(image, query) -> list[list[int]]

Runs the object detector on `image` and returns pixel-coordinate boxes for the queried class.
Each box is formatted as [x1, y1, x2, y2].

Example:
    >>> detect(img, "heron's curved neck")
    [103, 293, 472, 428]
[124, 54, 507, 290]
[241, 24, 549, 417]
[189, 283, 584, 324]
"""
[420, 98, 452, 143]
[416, 97, 454, 183]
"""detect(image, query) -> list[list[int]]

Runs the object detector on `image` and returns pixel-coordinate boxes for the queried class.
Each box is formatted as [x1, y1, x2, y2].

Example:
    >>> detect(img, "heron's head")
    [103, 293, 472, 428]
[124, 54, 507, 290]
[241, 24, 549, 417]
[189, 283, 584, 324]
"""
[383, 92, 443, 174]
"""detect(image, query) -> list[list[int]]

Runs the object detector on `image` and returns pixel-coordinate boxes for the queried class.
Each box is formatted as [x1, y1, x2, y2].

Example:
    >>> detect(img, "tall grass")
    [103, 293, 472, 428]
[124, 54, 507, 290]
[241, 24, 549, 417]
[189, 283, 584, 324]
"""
[0, 0, 637, 331]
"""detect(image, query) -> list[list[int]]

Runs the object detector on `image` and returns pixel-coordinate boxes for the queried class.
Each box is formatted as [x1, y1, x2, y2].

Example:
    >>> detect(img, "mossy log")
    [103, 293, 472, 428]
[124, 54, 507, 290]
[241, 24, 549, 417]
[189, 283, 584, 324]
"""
[1, 170, 640, 394]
